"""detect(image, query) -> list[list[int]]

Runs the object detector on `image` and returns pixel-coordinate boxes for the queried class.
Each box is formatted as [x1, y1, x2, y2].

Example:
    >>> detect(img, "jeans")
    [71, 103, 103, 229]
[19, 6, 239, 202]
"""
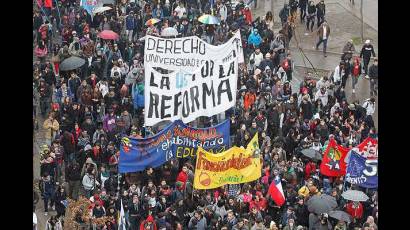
[300, 7, 306, 22]
[363, 58, 370, 75]
[306, 16, 315, 31]
[40, 97, 50, 118]
[370, 79, 378, 96]
[317, 15, 325, 27]
[351, 76, 359, 90]
[316, 38, 328, 54]
[126, 30, 134, 42]
[43, 196, 54, 212]
[341, 74, 348, 89]
[68, 180, 81, 200]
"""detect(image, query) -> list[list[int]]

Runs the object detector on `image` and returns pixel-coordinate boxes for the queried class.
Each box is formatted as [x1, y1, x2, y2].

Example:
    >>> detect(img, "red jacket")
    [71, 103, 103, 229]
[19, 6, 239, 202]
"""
[244, 92, 256, 111]
[304, 162, 317, 180]
[176, 171, 188, 191]
[346, 202, 363, 219]
[242, 8, 253, 24]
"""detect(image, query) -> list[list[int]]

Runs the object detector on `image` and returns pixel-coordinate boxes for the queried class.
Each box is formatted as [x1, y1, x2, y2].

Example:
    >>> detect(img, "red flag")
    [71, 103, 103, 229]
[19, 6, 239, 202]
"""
[320, 138, 349, 177]
[355, 137, 378, 159]
[44, 0, 52, 8]
[267, 176, 285, 206]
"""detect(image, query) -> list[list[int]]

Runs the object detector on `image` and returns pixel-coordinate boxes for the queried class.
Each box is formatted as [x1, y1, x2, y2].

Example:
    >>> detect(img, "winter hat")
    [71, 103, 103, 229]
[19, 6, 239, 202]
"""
[176, 181, 183, 187]
[84, 144, 92, 152]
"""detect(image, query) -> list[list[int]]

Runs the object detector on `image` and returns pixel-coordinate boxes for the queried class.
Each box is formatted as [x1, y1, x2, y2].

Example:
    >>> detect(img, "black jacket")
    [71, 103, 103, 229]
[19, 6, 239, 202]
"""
[300, 101, 314, 120]
[316, 3, 326, 16]
[307, 4, 316, 15]
[360, 44, 376, 60]
[369, 65, 378, 79]
[67, 165, 82, 181]
[294, 204, 309, 226]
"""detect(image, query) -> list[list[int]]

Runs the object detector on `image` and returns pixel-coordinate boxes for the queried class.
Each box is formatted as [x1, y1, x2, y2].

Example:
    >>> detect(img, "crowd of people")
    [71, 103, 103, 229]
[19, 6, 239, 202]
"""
[33, 0, 378, 229]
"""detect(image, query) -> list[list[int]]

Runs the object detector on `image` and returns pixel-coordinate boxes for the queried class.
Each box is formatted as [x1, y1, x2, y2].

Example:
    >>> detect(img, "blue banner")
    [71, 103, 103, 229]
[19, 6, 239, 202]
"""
[81, 0, 100, 15]
[119, 120, 230, 173]
[345, 150, 378, 188]
[173, 120, 230, 158]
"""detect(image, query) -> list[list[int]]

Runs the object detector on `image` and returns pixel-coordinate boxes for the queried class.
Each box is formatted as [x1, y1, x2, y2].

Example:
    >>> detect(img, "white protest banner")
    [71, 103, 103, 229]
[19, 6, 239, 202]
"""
[144, 31, 244, 71]
[144, 59, 238, 126]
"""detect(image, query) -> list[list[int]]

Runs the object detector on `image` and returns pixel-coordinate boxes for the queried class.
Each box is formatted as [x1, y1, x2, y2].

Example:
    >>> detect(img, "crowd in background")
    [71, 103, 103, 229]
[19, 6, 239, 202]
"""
[33, 0, 378, 229]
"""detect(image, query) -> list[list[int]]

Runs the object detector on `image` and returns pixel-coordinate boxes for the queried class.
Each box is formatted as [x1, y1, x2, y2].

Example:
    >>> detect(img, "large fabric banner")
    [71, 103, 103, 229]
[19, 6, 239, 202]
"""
[119, 120, 230, 173]
[145, 59, 238, 126]
[174, 120, 230, 158]
[193, 134, 261, 190]
[345, 150, 378, 188]
[80, 0, 102, 15]
[144, 31, 244, 71]
[320, 138, 350, 177]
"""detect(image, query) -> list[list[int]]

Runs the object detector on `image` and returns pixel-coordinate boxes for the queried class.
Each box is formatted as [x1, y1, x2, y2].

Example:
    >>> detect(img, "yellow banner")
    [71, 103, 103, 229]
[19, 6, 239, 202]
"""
[193, 134, 261, 189]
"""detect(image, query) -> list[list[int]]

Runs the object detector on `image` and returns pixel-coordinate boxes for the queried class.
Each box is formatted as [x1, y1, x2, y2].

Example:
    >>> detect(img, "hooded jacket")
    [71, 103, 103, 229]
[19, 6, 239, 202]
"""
[248, 30, 262, 47]
[139, 215, 158, 230]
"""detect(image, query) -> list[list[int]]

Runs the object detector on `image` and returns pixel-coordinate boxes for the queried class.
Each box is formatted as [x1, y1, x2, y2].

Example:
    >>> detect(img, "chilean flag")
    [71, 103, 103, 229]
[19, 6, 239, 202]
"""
[268, 176, 286, 206]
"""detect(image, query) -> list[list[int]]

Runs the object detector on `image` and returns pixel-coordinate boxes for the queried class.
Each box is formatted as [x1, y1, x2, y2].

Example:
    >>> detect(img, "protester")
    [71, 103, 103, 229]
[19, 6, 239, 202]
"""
[33, 1, 377, 229]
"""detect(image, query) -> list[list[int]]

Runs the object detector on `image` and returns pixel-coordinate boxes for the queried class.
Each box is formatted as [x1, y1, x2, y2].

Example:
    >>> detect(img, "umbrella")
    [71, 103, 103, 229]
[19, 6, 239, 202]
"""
[161, 27, 179, 37]
[328, 210, 353, 223]
[145, 18, 161, 26]
[98, 30, 119, 40]
[198, 14, 220, 25]
[301, 148, 322, 161]
[92, 6, 112, 14]
[59, 56, 86, 71]
[341, 190, 369, 202]
[307, 194, 338, 214]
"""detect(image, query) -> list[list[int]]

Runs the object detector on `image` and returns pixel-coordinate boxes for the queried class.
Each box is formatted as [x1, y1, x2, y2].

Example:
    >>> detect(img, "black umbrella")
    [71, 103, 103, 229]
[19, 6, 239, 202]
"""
[328, 210, 353, 223]
[60, 56, 86, 71]
[307, 194, 338, 214]
[301, 148, 322, 161]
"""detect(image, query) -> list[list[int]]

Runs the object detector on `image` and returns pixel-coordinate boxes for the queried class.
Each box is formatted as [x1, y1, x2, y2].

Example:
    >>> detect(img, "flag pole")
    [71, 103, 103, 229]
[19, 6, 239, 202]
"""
[54, 0, 61, 29]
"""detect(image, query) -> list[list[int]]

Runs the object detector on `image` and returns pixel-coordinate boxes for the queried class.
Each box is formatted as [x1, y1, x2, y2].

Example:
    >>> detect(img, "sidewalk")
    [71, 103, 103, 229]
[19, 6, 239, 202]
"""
[251, 0, 378, 57]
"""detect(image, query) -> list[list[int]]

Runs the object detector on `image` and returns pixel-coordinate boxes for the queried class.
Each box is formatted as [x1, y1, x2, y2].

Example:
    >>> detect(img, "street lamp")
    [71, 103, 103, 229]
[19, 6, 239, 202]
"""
[361, 0, 364, 41]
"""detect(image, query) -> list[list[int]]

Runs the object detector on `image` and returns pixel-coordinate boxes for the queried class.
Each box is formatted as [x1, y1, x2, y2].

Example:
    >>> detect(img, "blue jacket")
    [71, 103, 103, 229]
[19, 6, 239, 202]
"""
[55, 87, 74, 103]
[125, 16, 136, 30]
[152, 8, 164, 19]
[248, 31, 262, 47]
[40, 180, 55, 199]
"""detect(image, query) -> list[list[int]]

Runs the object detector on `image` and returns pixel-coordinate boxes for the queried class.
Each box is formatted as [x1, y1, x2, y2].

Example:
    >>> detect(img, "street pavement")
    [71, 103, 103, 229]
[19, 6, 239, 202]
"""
[33, 1, 378, 228]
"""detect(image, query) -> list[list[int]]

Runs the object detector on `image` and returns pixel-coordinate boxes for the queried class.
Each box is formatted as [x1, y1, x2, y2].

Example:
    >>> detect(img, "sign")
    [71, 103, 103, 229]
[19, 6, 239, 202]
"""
[144, 31, 244, 71]
[81, 0, 101, 15]
[193, 134, 261, 189]
[118, 120, 230, 173]
[145, 60, 238, 126]
[345, 150, 378, 188]
[320, 138, 350, 177]
[174, 120, 230, 158]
